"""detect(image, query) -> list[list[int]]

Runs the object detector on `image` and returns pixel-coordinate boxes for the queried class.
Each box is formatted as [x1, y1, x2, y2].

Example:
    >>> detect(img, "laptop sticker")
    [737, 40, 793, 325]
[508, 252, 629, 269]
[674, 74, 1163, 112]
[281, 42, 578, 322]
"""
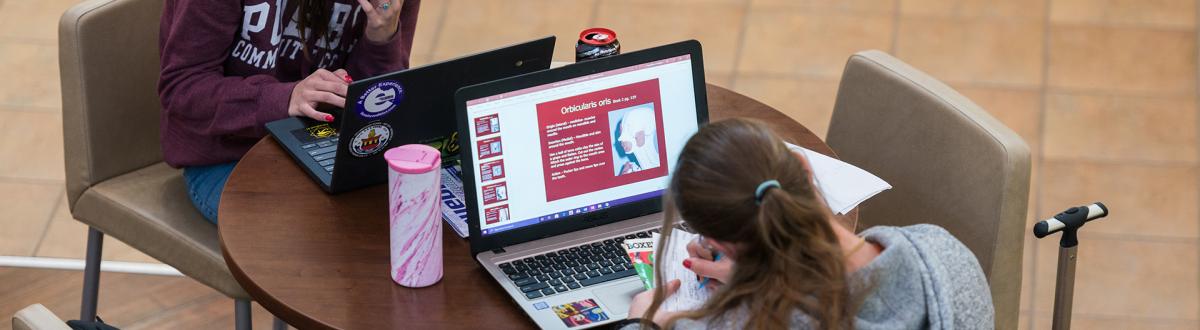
[552, 299, 609, 328]
[349, 121, 392, 157]
[291, 124, 338, 143]
[356, 80, 404, 119]
[307, 124, 337, 139]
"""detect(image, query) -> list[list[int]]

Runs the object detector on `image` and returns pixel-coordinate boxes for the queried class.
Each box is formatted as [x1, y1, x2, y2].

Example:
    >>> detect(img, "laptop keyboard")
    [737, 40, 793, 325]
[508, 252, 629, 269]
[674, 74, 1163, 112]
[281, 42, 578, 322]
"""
[299, 134, 340, 173]
[500, 229, 660, 300]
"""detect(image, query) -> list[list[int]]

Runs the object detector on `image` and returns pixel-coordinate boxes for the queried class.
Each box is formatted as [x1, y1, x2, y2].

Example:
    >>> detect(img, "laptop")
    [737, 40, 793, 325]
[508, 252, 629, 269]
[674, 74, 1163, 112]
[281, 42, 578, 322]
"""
[454, 40, 708, 329]
[265, 36, 556, 193]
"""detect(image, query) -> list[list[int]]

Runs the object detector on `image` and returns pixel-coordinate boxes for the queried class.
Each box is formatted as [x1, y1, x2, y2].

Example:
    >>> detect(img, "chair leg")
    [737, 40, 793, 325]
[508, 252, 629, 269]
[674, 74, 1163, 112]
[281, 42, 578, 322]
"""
[235, 299, 252, 330]
[80, 227, 104, 322]
[273, 316, 288, 330]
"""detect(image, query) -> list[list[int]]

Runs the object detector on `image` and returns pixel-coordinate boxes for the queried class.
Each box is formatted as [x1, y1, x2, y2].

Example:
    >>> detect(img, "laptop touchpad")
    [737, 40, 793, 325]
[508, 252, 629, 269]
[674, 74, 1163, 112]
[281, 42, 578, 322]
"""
[594, 280, 643, 316]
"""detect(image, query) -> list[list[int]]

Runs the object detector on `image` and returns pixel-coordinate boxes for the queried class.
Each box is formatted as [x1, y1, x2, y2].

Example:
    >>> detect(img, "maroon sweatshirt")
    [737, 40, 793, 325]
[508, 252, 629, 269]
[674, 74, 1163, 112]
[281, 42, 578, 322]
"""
[158, 0, 420, 167]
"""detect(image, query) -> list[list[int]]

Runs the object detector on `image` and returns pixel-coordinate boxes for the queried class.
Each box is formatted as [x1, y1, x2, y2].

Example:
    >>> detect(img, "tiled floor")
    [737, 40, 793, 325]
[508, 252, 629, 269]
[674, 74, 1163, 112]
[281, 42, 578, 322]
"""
[1, 0, 1198, 329]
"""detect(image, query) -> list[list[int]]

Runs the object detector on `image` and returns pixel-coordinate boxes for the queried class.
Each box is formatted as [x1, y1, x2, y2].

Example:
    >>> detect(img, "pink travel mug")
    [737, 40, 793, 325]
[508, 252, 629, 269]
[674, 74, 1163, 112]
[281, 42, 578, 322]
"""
[385, 144, 443, 287]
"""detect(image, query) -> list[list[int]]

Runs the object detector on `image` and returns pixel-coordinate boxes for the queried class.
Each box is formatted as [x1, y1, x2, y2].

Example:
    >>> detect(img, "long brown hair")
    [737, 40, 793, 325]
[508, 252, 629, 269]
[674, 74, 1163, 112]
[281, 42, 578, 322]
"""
[295, 0, 330, 63]
[644, 118, 859, 329]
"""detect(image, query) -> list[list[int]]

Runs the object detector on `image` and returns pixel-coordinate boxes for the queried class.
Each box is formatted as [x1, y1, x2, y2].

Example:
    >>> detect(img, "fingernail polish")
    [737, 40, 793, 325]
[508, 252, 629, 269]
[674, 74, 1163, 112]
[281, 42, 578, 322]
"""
[682, 259, 692, 269]
[324, 114, 334, 122]
[344, 74, 353, 83]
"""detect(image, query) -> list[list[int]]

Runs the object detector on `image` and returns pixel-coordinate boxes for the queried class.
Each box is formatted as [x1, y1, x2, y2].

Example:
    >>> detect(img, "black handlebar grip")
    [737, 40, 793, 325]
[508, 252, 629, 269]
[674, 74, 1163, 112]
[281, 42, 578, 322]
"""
[1034, 202, 1108, 239]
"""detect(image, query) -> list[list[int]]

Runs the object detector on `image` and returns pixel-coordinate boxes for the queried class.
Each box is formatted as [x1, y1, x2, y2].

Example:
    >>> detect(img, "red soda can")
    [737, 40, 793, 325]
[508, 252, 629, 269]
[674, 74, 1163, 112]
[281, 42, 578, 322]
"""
[575, 27, 621, 62]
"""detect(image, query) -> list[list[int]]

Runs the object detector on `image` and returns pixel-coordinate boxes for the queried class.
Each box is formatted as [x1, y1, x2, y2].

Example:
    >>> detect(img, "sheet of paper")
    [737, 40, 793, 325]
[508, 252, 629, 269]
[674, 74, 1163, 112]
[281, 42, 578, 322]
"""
[653, 232, 711, 312]
[785, 142, 891, 215]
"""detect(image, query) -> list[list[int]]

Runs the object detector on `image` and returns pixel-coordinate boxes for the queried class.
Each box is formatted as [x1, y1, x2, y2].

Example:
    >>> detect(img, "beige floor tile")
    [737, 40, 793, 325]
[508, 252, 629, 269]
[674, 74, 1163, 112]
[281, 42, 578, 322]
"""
[1060, 316, 1199, 330]
[1039, 161, 1197, 238]
[737, 9, 893, 78]
[894, 17, 1044, 87]
[901, 0, 1045, 20]
[1032, 238, 1198, 320]
[593, 1, 745, 74]
[622, 0, 743, 4]
[432, 0, 597, 63]
[1031, 313, 1199, 330]
[1050, 0, 1195, 29]
[0, 110, 65, 182]
[0, 0, 83, 43]
[1032, 313, 1049, 330]
[34, 194, 158, 263]
[0, 181, 60, 256]
[1043, 93, 1197, 163]
[732, 75, 839, 138]
[954, 86, 1041, 152]
[1048, 25, 1195, 95]
[750, 0, 895, 14]
[707, 72, 733, 89]
[409, 0, 445, 66]
[0, 42, 62, 109]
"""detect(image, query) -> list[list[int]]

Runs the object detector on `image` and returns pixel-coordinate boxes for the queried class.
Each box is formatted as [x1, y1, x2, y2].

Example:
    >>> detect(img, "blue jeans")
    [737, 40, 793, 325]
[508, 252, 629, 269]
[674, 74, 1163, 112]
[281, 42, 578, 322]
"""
[182, 161, 237, 224]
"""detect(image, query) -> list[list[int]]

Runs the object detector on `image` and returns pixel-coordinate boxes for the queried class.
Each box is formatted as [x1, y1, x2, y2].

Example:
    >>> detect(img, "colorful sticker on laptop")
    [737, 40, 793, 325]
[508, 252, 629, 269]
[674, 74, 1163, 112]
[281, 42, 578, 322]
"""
[552, 299, 609, 328]
[356, 80, 404, 119]
[306, 123, 337, 139]
[349, 121, 392, 157]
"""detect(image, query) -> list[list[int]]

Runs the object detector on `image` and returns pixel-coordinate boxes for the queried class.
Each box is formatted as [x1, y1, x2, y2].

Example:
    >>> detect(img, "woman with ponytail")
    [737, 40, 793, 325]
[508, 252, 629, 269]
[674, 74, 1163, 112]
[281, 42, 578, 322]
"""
[158, 0, 419, 223]
[613, 118, 994, 329]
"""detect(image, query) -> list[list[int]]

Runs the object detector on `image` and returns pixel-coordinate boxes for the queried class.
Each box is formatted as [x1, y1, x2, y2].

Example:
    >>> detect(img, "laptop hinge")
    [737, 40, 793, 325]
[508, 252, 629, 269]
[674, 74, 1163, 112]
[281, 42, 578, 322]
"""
[492, 248, 506, 254]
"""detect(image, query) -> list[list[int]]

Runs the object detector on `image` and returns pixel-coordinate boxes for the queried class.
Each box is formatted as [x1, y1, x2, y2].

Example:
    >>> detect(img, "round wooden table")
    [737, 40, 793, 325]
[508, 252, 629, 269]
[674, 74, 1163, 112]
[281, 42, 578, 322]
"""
[219, 84, 855, 329]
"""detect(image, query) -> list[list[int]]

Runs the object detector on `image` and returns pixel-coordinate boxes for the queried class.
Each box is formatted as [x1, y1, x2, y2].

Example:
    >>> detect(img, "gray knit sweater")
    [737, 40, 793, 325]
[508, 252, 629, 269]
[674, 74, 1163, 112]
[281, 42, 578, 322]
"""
[619, 224, 995, 329]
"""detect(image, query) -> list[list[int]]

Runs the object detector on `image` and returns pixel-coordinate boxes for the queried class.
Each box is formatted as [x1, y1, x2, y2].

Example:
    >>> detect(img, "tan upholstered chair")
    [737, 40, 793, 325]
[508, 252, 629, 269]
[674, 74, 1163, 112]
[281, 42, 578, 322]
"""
[11, 305, 69, 330]
[59, 0, 260, 328]
[826, 50, 1031, 330]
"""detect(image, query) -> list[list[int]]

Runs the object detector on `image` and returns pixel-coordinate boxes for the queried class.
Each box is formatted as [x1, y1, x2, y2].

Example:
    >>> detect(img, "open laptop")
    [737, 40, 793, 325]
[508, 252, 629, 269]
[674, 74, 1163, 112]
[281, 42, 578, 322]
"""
[265, 36, 555, 194]
[454, 40, 708, 329]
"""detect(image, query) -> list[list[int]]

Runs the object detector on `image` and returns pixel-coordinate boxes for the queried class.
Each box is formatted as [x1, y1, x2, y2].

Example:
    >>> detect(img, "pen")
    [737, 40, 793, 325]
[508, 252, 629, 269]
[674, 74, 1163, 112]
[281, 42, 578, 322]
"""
[698, 253, 720, 289]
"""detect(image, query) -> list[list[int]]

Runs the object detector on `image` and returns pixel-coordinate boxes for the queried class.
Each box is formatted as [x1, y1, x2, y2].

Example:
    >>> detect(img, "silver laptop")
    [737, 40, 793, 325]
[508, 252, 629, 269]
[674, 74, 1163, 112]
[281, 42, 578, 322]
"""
[454, 40, 708, 329]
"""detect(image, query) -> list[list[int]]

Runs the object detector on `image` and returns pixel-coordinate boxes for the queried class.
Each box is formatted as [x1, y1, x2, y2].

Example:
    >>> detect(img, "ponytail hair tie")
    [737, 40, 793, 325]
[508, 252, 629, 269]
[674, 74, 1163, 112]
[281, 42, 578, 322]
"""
[754, 180, 781, 205]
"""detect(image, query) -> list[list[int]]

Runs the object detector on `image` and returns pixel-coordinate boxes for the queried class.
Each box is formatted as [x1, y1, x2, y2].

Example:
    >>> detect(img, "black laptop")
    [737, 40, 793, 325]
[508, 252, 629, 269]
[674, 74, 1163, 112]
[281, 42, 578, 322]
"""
[266, 36, 556, 194]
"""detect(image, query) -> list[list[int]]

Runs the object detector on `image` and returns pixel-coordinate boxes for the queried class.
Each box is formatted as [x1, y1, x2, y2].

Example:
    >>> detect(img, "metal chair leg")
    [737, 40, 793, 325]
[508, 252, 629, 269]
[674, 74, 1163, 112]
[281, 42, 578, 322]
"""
[273, 316, 288, 330]
[80, 227, 104, 321]
[236, 299, 252, 330]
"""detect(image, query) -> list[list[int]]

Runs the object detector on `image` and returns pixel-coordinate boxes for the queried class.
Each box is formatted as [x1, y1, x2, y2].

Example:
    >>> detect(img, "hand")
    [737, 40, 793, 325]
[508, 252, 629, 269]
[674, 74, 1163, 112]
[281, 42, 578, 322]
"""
[288, 68, 350, 122]
[356, 0, 404, 44]
[621, 162, 636, 174]
[628, 279, 683, 325]
[686, 238, 733, 288]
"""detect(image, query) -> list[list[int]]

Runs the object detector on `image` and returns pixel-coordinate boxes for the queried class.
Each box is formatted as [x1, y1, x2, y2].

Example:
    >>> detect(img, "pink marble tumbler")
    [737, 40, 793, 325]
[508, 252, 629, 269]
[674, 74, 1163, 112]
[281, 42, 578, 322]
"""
[385, 145, 443, 287]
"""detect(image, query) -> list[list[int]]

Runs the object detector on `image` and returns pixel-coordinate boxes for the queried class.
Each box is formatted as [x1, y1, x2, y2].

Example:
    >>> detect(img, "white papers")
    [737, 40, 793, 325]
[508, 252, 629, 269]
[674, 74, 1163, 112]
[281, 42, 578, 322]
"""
[784, 142, 891, 215]
[653, 231, 711, 312]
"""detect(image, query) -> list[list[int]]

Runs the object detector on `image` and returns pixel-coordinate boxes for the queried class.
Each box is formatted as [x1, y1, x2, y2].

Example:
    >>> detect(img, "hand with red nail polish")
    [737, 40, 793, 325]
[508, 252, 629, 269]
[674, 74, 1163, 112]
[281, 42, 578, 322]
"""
[287, 68, 351, 122]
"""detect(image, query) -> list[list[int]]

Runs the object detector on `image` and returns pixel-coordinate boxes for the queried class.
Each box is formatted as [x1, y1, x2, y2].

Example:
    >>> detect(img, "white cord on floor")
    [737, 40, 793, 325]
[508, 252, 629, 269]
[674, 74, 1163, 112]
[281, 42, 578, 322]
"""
[0, 256, 183, 276]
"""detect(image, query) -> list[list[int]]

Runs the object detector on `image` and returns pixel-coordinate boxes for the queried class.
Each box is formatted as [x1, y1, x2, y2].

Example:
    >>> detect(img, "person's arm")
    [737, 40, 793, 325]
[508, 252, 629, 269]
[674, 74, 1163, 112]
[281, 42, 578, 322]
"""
[157, 0, 296, 139]
[343, 0, 421, 79]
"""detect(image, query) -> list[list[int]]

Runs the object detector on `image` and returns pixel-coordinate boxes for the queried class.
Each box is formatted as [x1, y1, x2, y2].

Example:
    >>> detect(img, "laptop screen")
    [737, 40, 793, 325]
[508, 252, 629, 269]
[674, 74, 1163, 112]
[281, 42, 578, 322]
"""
[464, 55, 700, 236]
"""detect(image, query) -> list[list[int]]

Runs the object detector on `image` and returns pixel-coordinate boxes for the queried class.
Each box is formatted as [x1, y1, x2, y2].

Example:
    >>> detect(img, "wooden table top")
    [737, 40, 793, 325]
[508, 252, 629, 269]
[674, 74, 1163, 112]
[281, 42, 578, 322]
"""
[219, 84, 855, 329]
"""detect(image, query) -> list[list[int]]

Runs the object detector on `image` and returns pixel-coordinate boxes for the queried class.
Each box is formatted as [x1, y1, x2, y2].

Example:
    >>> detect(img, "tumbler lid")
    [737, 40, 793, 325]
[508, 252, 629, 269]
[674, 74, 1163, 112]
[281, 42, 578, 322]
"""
[384, 144, 441, 174]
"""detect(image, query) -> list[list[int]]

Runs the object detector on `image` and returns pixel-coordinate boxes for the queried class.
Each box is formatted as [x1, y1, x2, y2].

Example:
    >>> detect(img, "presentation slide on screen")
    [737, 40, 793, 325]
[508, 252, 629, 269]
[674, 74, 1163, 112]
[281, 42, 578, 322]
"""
[536, 79, 668, 202]
[465, 56, 698, 235]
